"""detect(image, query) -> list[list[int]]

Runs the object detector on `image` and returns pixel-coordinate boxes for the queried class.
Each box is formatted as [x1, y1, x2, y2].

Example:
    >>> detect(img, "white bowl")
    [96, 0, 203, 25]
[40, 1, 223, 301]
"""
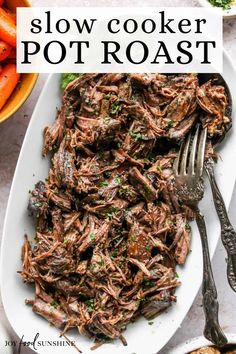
[170, 334, 236, 354]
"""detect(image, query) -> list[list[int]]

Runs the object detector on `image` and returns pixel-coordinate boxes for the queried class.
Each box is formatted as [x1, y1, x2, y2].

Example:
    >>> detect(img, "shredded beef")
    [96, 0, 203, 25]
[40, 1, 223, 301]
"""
[21, 73, 230, 348]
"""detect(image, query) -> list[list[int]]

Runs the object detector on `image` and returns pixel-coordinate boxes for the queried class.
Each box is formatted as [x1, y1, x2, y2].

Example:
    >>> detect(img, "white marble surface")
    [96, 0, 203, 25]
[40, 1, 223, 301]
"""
[0, 0, 236, 353]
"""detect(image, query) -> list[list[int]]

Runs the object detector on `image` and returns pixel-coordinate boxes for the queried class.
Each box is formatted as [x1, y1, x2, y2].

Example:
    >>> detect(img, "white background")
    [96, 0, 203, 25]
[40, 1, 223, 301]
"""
[17, 7, 223, 73]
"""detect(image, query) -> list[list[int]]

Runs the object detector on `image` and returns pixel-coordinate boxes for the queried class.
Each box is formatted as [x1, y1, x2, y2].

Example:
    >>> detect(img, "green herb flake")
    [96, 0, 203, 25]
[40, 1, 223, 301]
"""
[148, 321, 154, 325]
[131, 234, 136, 242]
[99, 181, 109, 187]
[106, 212, 113, 220]
[103, 116, 111, 124]
[51, 300, 58, 308]
[145, 244, 151, 251]
[110, 101, 122, 114]
[175, 272, 180, 279]
[208, 0, 232, 10]
[111, 207, 119, 213]
[60, 73, 82, 90]
[166, 219, 173, 226]
[104, 94, 111, 100]
[85, 299, 95, 313]
[185, 223, 191, 231]
[167, 120, 173, 128]
[129, 131, 142, 141]
[90, 233, 96, 242]
[115, 176, 122, 184]
[142, 279, 154, 288]
[34, 202, 42, 208]
[52, 144, 59, 152]
[156, 163, 162, 172]
[111, 250, 118, 260]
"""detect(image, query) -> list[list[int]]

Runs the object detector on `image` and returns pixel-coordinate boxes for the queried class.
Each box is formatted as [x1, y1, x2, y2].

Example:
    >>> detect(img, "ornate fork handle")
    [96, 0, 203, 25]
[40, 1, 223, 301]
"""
[195, 209, 228, 347]
[205, 160, 236, 292]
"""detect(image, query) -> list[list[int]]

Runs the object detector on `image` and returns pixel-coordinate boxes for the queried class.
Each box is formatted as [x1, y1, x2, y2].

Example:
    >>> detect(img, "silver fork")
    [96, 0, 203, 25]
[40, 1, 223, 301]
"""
[173, 125, 227, 347]
[205, 159, 236, 292]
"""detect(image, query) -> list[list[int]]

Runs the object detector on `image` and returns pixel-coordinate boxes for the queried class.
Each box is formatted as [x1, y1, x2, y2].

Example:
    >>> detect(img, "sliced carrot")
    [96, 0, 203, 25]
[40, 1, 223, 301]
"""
[8, 47, 15, 59]
[0, 63, 20, 110]
[0, 8, 16, 47]
[0, 40, 11, 61]
[4, 58, 15, 65]
[2, 7, 16, 24]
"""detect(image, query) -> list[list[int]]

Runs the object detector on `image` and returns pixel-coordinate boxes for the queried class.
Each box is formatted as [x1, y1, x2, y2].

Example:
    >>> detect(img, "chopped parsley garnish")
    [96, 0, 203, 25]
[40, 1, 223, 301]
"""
[85, 299, 95, 313]
[111, 250, 118, 260]
[103, 116, 111, 124]
[145, 244, 151, 251]
[60, 73, 82, 90]
[176, 272, 180, 278]
[129, 131, 142, 141]
[148, 321, 154, 325]
[90, 233, 96, 241]
[34, 202, 42, 208]
[51, 300, 58, 308]
[208, 0, 232, 10]
[110, 101, 122, 114]
[115, 176, 122, 184]
[142, 279, 155, 288]
[156, 163, 162, 172]
[167, 120, 173, 128]
[104, 94, 111, 100]
[111, 207, 119, 213]
[99, 181, 109, 187]
[131, 234, 136, 242]
[106, 212, 113, 220]
[185, 223, 191, 231]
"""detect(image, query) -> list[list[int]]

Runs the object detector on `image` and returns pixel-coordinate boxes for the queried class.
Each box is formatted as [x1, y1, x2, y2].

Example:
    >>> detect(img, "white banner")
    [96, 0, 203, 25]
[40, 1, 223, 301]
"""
[17, 7, 223, 73]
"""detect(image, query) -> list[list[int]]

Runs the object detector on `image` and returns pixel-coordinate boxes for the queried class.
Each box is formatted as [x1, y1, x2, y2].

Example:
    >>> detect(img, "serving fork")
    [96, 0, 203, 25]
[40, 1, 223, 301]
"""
[205, 159, 236, 293]
[198, 73, 236, 292]
[173, 125, 227, 347]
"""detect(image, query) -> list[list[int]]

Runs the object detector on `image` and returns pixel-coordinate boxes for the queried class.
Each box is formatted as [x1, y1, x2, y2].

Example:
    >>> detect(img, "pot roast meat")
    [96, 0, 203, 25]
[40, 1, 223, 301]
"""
[197, 80, 230, 137]
[32, 298, 68, 329]
[141, 290, 174, 319]
[52, 140, 76, 188]
[129, 167, 157, 202]
[21, 73, 230, 348]
[165, 89, 196, 124]
[190, 348, 221, 354]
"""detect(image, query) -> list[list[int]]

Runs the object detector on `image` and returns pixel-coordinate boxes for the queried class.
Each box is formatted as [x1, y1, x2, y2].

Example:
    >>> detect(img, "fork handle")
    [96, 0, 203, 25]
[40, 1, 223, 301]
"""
[195, 208, 228, 347]
[205, 160, 236, 292]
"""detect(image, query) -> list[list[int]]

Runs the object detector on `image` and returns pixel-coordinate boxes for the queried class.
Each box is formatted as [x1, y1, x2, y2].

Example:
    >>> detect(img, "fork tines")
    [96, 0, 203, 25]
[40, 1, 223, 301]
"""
[174, 125, 207, 177]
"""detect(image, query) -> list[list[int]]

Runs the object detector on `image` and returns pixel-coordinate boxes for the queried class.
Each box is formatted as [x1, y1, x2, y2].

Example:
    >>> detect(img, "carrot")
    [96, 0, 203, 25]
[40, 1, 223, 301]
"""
[0, 8, 16, 47]
[0, 63, 20, 110]
[2, 7, 16, 24]
[8, 47, 15, 59]
[0, 40, 11, 61]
